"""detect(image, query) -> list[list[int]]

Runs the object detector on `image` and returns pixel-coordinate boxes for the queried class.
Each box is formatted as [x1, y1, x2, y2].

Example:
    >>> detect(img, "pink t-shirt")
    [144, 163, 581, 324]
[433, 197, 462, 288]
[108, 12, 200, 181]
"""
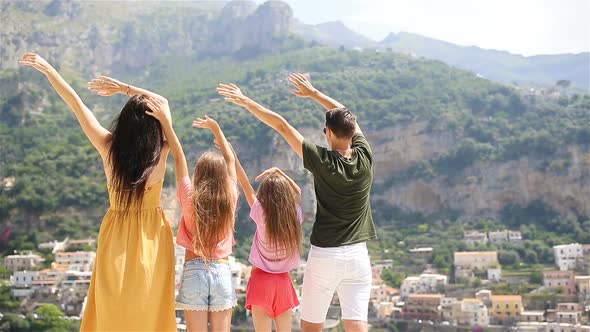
[248, 199, 304, 273]
[176, 176, 238, 259]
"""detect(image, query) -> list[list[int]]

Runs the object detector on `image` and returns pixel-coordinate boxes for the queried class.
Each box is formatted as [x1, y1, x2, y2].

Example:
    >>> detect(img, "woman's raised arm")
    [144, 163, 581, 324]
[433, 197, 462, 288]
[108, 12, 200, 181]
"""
[20, 53, 111, 156]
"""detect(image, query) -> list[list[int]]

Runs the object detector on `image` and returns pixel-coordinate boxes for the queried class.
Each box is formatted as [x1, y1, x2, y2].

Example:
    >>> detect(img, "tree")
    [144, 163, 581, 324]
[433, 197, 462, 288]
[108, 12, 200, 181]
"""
[524, 250, 538, 264]
[530, 270, 543, 284]
[0, 313, 30, 332]
[381, 269, 404, 288]
[498, 250, 520, 266]
[30, 304, 70, 331]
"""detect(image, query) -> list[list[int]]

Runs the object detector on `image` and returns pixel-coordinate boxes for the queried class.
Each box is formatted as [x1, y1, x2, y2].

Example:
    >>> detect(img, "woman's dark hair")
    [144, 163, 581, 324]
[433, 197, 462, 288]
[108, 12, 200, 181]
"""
[325, 107, 356, 139]
[108, 95, 164, 211]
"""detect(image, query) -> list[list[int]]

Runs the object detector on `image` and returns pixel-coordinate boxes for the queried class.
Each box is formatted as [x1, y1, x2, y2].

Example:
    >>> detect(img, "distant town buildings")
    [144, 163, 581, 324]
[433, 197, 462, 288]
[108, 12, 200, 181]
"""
[54, 251, 96, 272]
[3, 253, 45, 271]
[400, 273, 447, 299]
[543, 270, 576, 295]
[490, 295, 523, 324]
[402, 294, 443, 321]
[463, 229, 522, 246]
[454, 298, 489, 327]
[553, 243, 584, 271]
[454, 251, 500, 280]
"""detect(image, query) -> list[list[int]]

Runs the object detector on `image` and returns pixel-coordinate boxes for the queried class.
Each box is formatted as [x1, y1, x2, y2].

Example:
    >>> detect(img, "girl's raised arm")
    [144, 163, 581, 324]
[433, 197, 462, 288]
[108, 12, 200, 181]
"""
[20, 53, 110, 157]
[192, 116, 236, 180]
[255, 167, 301, 203]
[144, 97, 189, 181]
[227, 143, 255, 207]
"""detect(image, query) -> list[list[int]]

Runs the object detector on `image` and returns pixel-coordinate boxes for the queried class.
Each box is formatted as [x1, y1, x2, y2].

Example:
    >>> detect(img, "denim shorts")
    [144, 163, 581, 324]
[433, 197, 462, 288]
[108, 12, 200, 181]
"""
[176, 258, 237, 312]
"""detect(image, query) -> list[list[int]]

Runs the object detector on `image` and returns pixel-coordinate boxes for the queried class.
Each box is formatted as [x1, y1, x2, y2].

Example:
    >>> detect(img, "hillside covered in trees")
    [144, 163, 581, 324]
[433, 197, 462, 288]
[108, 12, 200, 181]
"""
[1, 1, 589, 271]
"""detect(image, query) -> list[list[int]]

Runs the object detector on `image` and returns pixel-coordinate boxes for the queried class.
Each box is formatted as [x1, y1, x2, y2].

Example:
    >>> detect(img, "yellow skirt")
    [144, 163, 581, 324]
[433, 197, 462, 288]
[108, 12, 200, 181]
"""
[81, 182, 176, 331]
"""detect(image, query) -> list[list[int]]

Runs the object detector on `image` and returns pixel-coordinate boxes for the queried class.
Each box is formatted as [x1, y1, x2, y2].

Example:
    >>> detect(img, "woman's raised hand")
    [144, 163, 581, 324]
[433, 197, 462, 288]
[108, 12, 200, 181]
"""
[144, 96, 172, 125]
[88, 75, 127, 96]
[216, 83, 251, 107]
[19, 53, 54, 75]
[288, 73, 316, 98]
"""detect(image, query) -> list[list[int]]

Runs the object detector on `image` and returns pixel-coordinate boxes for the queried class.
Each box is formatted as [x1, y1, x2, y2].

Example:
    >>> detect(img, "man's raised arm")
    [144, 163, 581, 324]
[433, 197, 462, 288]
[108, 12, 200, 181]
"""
[217, 83, 304, 158]
[289, 73, 362, 135]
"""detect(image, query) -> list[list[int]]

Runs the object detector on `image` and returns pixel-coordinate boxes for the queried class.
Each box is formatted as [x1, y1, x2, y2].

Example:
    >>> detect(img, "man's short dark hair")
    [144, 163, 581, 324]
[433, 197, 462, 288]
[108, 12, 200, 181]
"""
[325, 107, 356, 139]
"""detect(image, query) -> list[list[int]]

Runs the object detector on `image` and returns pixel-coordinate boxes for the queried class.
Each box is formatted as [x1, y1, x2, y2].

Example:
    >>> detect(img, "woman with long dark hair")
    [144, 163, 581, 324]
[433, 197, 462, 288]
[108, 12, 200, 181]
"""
[20, 53, 176, 331]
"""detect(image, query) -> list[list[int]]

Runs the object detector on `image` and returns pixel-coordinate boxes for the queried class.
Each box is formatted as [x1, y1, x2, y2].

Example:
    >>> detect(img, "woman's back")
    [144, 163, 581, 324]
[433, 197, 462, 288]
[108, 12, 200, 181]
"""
[81, 141, 177, 332]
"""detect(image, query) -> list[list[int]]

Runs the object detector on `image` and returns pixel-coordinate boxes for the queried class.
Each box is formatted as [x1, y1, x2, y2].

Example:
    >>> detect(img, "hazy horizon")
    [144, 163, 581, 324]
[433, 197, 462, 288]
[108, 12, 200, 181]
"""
[262, 0, 590, 56]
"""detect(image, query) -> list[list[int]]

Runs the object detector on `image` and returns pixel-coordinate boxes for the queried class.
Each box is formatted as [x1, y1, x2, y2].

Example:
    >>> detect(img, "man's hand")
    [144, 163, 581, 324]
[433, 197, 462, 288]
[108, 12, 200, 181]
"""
[216, 83, 251, 107]
[289, 73, 317, 98]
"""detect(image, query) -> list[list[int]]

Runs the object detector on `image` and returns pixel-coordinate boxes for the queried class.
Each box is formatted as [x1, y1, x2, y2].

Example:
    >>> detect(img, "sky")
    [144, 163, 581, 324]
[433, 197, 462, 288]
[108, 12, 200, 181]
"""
[256, 0, 590, 56]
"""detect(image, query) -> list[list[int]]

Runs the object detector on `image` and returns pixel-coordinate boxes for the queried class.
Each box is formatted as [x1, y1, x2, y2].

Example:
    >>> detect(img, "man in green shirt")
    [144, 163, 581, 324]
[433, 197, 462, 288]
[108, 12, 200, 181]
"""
[218, 73, 375, 332]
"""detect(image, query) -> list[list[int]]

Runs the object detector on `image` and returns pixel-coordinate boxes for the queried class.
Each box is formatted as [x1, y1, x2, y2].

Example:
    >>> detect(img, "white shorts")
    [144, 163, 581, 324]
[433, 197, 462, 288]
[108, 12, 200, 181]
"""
[300, 242, 372, 323]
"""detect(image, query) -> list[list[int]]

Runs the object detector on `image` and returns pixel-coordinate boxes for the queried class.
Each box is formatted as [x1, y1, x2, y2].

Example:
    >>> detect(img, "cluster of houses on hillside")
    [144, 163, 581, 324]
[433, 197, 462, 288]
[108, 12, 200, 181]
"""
[3, 237, 590, 331]
[365, 241, 590, 331]
[463, 229, 522, 245]
[3, 238, 251, 323]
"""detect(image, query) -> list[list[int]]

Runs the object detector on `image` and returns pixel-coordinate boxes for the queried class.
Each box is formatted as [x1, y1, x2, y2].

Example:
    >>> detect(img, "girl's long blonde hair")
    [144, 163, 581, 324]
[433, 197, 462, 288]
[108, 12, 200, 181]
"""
[190, 151, 236, 258]
[257, 174, 302, 257]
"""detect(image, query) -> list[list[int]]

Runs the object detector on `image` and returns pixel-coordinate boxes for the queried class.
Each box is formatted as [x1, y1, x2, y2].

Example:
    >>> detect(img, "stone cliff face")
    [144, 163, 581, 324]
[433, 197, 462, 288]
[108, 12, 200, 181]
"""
[1, 1, 296, 74]
[368, 124, 590, 220]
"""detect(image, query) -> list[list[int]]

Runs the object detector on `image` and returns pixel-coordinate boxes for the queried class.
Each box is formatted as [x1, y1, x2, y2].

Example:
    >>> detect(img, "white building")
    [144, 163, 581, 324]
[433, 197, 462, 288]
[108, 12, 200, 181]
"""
[54, 251, 96, 272]
[400, 273, 447, 298]
[487, 267, 502, 281]
[229, 256, 251, 292]
[508, 231, 522, 243]
[456, 298, 489, 327]
[553, 243, 583, 271]
[464, 231, 488, 245]
[556, 303, 582, 325]
[488, 230, 508, 244]
[32, 268, 66, 295]
[12, 270, 39, 287]
[3, 253, 45, 271]
[520, 310, 545, 323]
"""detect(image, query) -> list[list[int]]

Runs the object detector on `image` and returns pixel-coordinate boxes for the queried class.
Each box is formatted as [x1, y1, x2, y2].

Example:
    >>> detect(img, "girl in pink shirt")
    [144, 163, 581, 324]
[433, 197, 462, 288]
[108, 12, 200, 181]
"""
[230, 144, 303, 332]
[146, 98, 238, 332]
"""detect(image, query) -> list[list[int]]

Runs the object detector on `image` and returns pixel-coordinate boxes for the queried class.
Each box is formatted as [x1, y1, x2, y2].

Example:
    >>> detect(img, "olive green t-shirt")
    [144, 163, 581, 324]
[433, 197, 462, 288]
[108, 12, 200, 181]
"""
[302, 133, 376, 247]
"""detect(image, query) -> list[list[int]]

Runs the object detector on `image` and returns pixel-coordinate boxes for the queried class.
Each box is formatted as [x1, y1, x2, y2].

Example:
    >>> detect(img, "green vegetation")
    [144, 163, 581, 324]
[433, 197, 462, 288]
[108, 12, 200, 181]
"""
[1, 44, 589, 268]
[0, 303, 79, 332]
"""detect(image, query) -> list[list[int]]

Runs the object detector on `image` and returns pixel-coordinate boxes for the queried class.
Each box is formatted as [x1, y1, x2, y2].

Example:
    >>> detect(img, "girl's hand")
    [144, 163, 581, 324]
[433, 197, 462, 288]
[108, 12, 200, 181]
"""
[255, 167, 281, 181]
[144, 96, 172, 124]
[288, 73, 317, 97]
[88, 75, 127, 96]
[192, 115, 220, 132]
[19, 53, 54, 75]
[216, 83, 251, 107]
